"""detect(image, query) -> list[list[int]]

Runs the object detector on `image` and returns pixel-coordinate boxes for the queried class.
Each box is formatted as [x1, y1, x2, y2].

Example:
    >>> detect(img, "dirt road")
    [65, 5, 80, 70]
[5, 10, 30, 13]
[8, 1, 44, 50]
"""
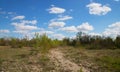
[49, 48, 89, 72]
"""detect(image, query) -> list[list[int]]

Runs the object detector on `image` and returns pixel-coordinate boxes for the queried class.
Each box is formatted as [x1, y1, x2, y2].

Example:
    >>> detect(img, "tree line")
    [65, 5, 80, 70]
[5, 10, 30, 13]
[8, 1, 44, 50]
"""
[0, 32, 120, 50]
[63, 32, 120, 49]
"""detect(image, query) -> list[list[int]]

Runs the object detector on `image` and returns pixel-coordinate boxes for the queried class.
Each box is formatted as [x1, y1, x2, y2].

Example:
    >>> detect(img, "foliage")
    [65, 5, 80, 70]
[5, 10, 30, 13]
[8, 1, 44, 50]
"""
[97, 56, 120, 72]
[61, 47, 120, 72]
[62, 31, 120, 49]
[115, 35, 120, 48]
[30, 33, 61, 54]
[0, 31, 120, 49]
[10, 38, 24, 48]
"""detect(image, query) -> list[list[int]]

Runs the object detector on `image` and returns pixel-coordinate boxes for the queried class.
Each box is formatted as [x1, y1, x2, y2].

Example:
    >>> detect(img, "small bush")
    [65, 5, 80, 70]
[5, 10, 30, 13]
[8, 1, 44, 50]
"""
[39, 55, 50, 66]
[0, 58, 4, 64]
[98, 56, 120, 72]
[30, 33, 61, 54]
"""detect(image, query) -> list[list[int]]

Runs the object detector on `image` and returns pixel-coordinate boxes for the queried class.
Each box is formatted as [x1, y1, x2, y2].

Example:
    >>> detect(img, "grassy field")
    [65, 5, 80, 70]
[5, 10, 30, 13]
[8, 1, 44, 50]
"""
[0, 46, 55, 72]
[0, 46, 120, 72]
[61, 47, 120, 72]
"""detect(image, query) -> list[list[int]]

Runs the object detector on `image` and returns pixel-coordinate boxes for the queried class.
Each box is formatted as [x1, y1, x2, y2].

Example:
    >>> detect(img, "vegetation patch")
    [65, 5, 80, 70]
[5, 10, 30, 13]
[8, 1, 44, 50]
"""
[61, 47, 120, 72]
[0, 32, 120, 71]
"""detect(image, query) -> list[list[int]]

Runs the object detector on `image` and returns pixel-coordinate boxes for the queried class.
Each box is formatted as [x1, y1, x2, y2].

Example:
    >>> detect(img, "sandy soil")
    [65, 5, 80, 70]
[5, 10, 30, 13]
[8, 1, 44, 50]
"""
[49, 48, 89, 72]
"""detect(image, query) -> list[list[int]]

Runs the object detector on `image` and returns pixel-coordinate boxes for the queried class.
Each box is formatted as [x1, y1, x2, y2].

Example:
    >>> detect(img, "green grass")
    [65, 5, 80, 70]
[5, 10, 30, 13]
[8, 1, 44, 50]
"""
[60, 47, 120, 72]
[0, 46, 56, 72]
[0, 46, 30, 60]
[38, 54, 55, 71]
[0, 46, 120, 72]
[97, 56, 120, 72]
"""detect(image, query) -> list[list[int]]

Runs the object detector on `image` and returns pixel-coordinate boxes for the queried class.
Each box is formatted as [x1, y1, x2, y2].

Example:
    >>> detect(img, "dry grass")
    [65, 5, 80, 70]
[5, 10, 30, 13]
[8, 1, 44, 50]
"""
[60, 47, 120, 72]
[0, 46, 120, 72]
[0, 46, 55, 72]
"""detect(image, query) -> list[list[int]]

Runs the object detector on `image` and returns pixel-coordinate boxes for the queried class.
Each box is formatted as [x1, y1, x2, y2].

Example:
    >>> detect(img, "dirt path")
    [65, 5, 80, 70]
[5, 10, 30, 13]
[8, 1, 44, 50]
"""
[49, 48, 89, 72]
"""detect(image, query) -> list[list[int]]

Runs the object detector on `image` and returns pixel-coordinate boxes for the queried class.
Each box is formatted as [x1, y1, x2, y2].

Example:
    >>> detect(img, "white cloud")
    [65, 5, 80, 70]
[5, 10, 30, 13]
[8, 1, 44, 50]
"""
[8, 12, 13, 14]
[12, 15, 25, 20]
[108, 22, 120, 28]
[0, 9, 16, 15]
[12, 22, 38, 31]
[86, 2, 111, 15]
[103, 22, 120, 37]
[49, 15, 73, 22]
[11, 15, 38, 34]
[13, 30, 28, 34]
[77, 22, 94, 33]
[11, 19, 39, 34]
[48, 5, 66, 14]
[8, 12, 16, 15]
[52, 34, 65, 40]
[60, 26, 78, 32]
[58, 15, 73, 21]
[35, 31, 54, 35]
[58, 22, 94, 33]
[0, 29, 10, 33]
[89, 32, 101, 36]
[21, 20, 37, 25]
[49, 21, 65, 28]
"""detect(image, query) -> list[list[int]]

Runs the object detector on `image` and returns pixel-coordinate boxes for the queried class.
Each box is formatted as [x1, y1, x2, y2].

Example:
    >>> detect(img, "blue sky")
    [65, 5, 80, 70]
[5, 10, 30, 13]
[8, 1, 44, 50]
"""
[0, 0, 120, 40]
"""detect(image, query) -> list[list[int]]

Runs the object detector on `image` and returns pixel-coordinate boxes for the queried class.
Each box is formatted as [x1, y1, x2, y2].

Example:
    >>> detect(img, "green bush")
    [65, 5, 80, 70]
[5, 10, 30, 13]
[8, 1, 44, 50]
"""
[99, 56, 120, 72]
[31, 33, 61, 54]
[0, 58, 4, 64]
[115, 35, 120, 48]
[9, 38, 23, 48]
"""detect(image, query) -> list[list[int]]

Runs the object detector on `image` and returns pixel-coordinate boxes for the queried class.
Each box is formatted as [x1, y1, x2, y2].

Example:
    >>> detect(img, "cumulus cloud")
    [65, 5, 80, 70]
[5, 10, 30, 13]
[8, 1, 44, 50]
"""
[57, 22, 94, 33]
[50, 15, 73, 22]
[103, 22, 120, 37]
[12, 23, 38, 31]
[58, 15, 73, 21]
[49, 21, 65, 28]
[0, 9, 15, 15]
[13, 30, 28, 34]
[108, 22, 120, 28]
[86, 2, 111, 15]
[11, 19, 38, 34]
[0, 29, 10, 33]
[12, 15, 25, 20]
[8, 12, 16, 15]
[48, 15, 72, 29]
[21, 20, 37, 25]
[60, 26, 78, 32]
[34, 31, 54, 35]
[48, 5, 66, 14]
[89, 32, 101, 36]
[77, 22, 94, 33]
[8, 12, 13, 14]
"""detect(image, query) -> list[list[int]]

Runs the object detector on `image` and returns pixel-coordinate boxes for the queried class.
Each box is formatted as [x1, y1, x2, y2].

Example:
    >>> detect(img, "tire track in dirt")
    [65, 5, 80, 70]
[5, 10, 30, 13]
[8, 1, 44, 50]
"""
[48, 48, 89, 72]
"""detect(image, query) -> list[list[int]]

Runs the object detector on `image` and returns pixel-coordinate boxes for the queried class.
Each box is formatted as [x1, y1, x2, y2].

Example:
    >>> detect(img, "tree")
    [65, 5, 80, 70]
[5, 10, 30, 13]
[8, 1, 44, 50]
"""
[76, 32, 83, 42]
[115, 35, 120, 48]
[62, 38, 70, 46]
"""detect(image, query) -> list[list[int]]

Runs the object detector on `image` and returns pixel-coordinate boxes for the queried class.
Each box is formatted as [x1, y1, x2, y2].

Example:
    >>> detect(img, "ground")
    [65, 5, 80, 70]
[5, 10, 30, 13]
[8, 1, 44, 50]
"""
[0, 46, 120, 72]
[49, 48, 89, 72]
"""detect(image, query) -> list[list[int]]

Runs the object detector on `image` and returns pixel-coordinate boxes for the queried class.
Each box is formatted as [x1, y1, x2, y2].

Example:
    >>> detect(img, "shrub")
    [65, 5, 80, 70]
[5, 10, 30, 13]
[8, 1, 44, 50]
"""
[10, 38, 23, 48]
[31, 33, 61, 54]
[115, 35, 120, 48]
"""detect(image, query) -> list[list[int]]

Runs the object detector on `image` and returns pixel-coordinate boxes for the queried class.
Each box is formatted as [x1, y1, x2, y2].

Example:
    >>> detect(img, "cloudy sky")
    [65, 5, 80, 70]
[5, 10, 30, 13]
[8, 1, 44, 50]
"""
[0, 0, 120, 40]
